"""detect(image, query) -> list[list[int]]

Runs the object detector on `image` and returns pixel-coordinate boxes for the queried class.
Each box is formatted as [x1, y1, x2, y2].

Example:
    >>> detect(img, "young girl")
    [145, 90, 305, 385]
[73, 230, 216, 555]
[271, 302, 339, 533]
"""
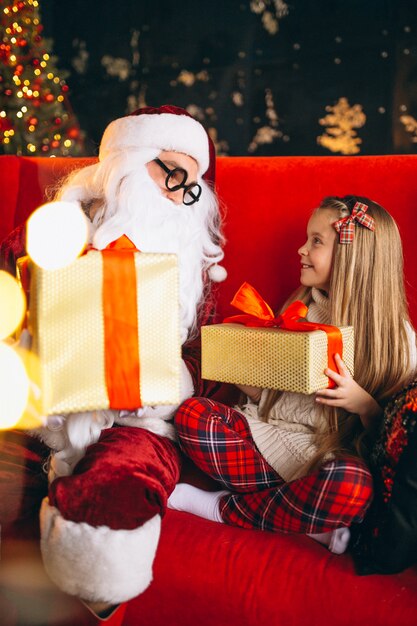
[168, 195, 417, 554]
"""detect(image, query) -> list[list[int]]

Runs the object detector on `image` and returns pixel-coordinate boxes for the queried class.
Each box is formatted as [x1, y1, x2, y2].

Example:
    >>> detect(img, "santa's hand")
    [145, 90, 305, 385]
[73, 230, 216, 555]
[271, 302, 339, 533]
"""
[115, 405, 178, 439]
[315, 354, 381, 430]
[119, 408, 146, 419]
[32, 414, 68, 452]
[118, 405, 175, 422]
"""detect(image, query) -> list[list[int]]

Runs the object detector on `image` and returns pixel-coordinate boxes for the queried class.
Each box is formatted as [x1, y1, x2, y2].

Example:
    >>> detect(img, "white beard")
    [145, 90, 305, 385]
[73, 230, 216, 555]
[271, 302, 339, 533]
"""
[91, 165, 207, 343]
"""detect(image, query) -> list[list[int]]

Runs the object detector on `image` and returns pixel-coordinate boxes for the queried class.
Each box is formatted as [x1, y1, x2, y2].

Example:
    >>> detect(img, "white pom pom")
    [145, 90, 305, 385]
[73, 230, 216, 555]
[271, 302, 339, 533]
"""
[208, 263, 227, 282]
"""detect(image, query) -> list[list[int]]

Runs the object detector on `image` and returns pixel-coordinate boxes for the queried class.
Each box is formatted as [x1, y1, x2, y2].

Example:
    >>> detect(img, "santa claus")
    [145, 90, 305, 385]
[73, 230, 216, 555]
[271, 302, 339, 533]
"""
[37, 105, 226, 478]
[0, 105, 227, 616]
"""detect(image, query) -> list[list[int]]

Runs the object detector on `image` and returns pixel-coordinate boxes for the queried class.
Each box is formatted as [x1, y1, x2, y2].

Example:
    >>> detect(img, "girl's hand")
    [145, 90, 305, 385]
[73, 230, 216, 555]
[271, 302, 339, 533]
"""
[235, 384, 262, 404]
[315, 354, 382, 430]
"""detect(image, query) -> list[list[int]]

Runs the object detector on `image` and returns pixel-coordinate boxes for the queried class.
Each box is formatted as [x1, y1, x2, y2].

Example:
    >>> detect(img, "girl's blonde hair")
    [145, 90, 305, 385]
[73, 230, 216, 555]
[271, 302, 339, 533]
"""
[261, 195, 416, 475]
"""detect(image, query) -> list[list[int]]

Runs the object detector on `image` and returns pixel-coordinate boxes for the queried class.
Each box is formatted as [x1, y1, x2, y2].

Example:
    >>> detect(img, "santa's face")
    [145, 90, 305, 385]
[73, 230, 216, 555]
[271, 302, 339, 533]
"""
[146, 151, 199, 206]
[86, 149, 219, 342]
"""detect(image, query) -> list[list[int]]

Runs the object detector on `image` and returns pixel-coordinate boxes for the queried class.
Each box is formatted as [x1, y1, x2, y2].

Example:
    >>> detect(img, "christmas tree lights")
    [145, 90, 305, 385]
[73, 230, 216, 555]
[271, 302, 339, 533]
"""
[0, 0, 85, 155]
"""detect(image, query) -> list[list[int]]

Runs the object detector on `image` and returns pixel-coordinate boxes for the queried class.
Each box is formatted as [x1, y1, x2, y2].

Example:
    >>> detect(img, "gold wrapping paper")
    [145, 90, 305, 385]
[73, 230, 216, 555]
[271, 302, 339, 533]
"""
[29, 252, 181, 415]
[201, 323, 354, 395]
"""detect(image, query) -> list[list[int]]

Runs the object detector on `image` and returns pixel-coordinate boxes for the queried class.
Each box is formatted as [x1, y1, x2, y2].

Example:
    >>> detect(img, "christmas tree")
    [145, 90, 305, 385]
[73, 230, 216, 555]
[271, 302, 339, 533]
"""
[0, 0, 84, 156]
[317, 97, 366, 155]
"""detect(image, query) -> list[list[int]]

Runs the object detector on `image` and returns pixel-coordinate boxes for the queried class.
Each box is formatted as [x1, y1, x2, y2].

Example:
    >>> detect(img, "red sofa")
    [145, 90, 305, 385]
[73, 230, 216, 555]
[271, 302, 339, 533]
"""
[1, 155, 417, 626]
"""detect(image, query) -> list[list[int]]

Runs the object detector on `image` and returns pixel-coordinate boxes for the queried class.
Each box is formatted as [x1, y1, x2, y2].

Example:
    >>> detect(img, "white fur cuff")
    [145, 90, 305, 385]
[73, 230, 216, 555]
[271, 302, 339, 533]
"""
[40, 498, 161, 603]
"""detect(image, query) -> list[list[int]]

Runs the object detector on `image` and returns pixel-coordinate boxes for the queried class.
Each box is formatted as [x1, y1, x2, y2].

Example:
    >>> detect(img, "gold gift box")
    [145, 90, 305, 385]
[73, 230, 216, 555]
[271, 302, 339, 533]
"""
[27, 251, 181, 415]
[201, 323, 354, 395]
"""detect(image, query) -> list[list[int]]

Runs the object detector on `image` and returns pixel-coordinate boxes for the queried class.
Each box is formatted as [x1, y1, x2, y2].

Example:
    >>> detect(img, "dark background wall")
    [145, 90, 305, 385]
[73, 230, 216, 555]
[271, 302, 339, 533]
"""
[41, 0, 417, 157]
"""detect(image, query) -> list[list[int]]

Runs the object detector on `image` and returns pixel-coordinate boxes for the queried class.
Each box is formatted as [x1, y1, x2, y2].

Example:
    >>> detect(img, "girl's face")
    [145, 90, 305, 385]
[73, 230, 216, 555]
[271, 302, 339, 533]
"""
[298, 209, 338, 293]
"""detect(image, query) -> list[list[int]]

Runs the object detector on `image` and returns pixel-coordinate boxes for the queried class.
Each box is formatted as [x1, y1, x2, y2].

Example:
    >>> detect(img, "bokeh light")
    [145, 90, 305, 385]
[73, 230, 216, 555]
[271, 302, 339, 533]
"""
[0, 270, 26, 339]
[0, 342, 30, 429]
[26, 201, 89, 270]
[14, 347, 44, 429]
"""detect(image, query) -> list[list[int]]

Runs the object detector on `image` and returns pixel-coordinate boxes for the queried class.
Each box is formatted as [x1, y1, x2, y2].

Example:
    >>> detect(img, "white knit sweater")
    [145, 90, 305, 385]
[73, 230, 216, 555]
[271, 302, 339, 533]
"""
[241, 288, 332, 482]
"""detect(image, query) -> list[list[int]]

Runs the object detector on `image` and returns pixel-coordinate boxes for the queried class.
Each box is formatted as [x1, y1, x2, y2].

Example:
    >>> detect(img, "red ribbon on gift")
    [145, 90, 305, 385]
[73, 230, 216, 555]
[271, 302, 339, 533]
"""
[223, 282, 343, 389]
[99, 235, 142, 409]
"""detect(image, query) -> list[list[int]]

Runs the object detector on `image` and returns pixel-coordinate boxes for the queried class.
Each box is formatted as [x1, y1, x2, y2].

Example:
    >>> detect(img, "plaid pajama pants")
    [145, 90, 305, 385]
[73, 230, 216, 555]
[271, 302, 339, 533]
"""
[174, 397, 373, 534]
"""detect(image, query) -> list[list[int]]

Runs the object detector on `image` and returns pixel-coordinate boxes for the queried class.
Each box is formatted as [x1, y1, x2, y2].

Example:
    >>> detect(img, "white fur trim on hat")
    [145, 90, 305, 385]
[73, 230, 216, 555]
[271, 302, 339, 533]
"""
[40, 498, 161, 603]
[99, 113, 210, 175]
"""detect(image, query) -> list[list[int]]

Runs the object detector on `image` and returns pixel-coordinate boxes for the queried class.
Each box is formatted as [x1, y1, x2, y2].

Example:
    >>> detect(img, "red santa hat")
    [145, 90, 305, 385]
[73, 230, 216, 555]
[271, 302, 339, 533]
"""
[99, 104, 216, 185]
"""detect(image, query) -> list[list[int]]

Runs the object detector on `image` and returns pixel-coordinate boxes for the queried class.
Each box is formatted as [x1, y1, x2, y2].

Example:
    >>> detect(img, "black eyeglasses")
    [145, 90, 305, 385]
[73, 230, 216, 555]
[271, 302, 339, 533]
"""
[153, 158, 202, 206]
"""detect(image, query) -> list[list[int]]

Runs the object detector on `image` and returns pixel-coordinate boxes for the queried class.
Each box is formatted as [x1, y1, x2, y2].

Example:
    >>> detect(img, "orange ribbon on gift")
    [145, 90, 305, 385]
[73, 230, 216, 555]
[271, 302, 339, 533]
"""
[223, 282, 343, 389]
[99, 235, 142, 409]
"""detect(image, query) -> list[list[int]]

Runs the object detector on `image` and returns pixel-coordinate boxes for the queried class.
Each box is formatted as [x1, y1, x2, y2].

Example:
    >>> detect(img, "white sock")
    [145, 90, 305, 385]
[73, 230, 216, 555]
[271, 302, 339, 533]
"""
[308, 527, 351, 555]
[168, 483, 230, 523]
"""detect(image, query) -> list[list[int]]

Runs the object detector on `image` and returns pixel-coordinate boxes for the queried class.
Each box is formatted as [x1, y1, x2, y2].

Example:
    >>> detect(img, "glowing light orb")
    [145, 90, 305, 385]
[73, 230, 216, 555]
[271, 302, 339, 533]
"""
[27, 201, 89, 270]
[0, 342, 30, 429]
[0, 270, 26, 339]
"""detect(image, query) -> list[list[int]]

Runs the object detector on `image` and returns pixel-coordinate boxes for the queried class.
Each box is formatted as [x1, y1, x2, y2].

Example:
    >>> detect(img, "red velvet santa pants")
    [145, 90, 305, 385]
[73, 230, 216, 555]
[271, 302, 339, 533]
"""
[174, 398, 373, 534]
[43, 426, 182, 606]
[48, 426, 181, 529]
[0, 426, 181, 532]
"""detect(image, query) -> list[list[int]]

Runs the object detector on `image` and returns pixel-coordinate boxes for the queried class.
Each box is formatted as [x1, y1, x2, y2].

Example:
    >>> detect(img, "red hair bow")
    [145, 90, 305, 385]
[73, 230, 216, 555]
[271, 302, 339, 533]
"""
[333, 201, 375, 244]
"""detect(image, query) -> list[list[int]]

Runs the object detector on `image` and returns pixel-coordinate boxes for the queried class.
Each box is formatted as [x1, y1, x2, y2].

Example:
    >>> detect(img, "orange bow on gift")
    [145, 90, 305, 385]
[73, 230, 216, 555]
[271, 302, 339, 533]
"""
[223, 282, 343, 389]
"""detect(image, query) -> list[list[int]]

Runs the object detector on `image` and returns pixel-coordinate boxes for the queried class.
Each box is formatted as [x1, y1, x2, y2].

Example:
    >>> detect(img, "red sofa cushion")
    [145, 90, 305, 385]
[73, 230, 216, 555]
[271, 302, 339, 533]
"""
[129, 510, 417, 626]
